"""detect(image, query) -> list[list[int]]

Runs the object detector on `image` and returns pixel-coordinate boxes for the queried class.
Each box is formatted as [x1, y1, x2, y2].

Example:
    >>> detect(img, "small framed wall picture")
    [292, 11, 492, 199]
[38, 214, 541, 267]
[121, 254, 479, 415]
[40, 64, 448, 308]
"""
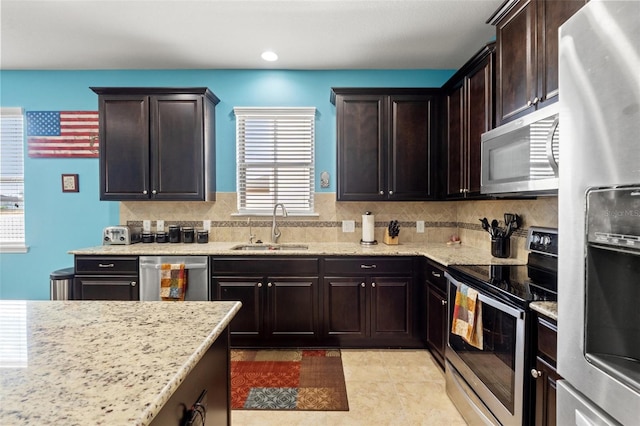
[61, 174, 79, 192]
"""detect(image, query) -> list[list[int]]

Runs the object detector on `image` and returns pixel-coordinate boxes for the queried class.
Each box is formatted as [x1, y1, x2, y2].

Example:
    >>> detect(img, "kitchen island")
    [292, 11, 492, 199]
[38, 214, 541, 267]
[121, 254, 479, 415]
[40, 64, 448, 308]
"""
[0, 300, 241, 425]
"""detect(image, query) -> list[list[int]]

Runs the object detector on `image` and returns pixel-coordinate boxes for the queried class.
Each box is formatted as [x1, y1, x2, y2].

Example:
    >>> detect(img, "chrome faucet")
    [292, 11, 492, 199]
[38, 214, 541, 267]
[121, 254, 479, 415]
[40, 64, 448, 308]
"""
[271, 203, 288, 244]
[247, 217, 256, 244]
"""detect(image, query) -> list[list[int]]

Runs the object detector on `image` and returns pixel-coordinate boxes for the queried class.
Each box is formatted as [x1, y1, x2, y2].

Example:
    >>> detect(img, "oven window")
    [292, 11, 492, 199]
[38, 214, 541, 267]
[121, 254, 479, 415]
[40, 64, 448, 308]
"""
[448, 289, 517, 413]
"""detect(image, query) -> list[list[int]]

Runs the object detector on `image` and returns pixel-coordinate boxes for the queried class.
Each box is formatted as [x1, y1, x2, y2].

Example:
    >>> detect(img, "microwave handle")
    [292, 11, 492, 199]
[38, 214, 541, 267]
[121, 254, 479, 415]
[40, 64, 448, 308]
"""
[546, 117, 560, 176]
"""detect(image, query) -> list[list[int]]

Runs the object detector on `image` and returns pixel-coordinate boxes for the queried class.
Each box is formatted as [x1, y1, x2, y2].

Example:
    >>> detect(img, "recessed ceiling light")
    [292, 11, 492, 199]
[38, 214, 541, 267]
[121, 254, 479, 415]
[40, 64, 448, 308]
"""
[261, 51, 278, 62]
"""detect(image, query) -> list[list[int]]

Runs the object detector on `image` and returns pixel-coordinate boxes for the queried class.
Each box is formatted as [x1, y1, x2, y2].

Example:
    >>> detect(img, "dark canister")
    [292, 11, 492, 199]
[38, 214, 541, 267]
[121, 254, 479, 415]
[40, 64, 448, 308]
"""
[168, 225, 181, 243]
[142, 232, 155, 243]
[155, 231, 168, 243]
[197, 229, 209, 244]
[182, 227, 195, 243]
[491, 236, 511, 258]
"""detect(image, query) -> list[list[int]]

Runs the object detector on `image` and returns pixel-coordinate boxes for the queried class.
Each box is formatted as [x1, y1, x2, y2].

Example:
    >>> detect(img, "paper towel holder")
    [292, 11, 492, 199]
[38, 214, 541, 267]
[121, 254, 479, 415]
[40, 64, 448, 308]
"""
[360, 211, 378, 245]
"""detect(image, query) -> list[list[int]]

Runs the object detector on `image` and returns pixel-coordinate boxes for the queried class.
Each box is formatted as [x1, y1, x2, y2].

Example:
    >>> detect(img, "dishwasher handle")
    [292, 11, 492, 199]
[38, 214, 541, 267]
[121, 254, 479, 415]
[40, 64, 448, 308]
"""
[140, 263, 208, 270]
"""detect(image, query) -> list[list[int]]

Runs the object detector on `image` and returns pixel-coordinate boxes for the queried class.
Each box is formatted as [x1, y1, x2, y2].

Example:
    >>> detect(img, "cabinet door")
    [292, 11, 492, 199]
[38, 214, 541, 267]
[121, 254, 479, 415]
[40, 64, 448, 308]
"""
[151, 95, 204, 200]
[213, 277, 263, 339]
[267, 277, 319, 340]
[388, 95, 434, 200]
[426, 285, 447, 369]
[446, 84, 465, 198]
[336, 94, 386, 201]
[323, 277, 367, 340]
[74, 276, 139, 300]
[370, 277, 411, 339]
[466, 55, 494, 195]
[534, 357, 561, 426]
[536, 0, 587, 110]
[496, 0, 537, 125]
[99, 95, 150, 200]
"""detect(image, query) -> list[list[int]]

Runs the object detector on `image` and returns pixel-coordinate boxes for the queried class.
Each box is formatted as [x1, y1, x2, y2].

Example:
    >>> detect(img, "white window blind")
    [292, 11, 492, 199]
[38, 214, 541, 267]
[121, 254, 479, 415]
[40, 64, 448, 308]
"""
[0, 108, 26, 252]
[234, 107, 316, 215]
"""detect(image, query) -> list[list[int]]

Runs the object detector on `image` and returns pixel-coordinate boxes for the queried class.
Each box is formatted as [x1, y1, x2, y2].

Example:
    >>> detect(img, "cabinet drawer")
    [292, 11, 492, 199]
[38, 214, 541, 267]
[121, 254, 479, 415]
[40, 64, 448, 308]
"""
[211, 257, 319, 275]
[75, 256, 139, 275]
[537, 316, 558, 365]
[425, 260, 447, 293]
[323, 257, 414, 275]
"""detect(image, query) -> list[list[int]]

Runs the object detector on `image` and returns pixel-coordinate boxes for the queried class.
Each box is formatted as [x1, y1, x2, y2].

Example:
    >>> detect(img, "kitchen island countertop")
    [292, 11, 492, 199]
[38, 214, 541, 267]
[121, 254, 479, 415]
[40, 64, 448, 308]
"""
[0, 300, 241, 425]
[70, 241, 525, 267]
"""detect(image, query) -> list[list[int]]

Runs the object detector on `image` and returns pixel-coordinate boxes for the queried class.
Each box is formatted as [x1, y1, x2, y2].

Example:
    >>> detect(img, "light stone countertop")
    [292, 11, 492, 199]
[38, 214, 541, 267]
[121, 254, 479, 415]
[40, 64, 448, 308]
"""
[69, 241, 525, 267]
[530, 301, 558, 321]
[0, 300, 241, 426]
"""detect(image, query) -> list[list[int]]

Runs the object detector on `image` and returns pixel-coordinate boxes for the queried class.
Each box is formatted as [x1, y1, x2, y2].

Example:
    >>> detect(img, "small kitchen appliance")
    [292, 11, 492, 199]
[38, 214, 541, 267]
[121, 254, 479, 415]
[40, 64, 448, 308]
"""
[444, 227, 558, 425]
[103, 225, 142, 245]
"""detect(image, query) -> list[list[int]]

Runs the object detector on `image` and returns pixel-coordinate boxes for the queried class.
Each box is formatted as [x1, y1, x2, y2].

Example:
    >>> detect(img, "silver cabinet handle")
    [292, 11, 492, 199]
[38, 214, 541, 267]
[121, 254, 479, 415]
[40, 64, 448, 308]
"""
[143, 190, 148, 195]
[531, 369, 542, 379]
[360, 264, 377, 269]
[441, 300, 447, 306]
[431, 271, 442, 278]
[379, 190, 384, 195]
[98, 263, 114, 268]
[361, 282, 366, 288]
[533, 97, 539, 105]
[389, 190, 393, 195]
[257, 282, 262, 288]
[372, 282, 376, 288]
[152, 190, 157, 194]
[268, 282, 273, 287]
[131, 281, 137, 287]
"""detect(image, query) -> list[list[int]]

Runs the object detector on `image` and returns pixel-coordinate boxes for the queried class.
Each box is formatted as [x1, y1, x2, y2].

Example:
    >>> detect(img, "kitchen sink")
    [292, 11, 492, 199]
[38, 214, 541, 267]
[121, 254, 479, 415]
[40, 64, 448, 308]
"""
[230, 243, 309, 251]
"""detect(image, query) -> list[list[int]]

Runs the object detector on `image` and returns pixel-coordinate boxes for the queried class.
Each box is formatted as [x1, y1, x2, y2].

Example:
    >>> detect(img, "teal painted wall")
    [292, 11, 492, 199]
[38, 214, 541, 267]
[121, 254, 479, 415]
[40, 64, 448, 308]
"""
[0, 68, 454, 300]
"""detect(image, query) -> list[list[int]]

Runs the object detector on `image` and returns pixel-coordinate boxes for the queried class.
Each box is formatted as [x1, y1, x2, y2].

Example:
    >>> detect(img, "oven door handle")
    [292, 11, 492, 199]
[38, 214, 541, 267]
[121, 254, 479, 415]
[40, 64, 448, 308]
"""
[445, 271, 524, 318]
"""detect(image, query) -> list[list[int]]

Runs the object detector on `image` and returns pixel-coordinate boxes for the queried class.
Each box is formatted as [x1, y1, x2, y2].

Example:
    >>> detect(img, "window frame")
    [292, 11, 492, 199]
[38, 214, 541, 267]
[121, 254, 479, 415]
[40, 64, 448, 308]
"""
[234, 107, 317, 216]
[0, 107, 27, 253]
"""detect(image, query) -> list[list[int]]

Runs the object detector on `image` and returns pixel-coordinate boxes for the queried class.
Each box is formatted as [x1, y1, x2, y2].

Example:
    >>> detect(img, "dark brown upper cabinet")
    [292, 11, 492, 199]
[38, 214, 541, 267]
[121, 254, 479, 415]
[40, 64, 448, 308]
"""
[91, 87, 219, 201]
[489, 0, 587, 125]
[443, 42, 495, 199]
[331, 88, 438, 201]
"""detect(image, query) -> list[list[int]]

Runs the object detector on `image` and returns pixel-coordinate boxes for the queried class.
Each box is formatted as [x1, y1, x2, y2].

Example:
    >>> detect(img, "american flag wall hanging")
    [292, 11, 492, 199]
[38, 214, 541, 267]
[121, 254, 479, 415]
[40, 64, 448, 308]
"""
[26, 111, 99, 158]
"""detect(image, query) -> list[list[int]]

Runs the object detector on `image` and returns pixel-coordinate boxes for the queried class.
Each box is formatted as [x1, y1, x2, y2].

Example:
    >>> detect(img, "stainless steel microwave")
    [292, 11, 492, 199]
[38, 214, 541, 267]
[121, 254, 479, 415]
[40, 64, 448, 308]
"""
[481, 103, 559, 196]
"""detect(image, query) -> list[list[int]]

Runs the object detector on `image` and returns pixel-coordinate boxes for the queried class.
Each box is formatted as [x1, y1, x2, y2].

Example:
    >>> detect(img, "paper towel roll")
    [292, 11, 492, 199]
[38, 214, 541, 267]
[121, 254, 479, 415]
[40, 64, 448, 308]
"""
[362, 213, 375, 243]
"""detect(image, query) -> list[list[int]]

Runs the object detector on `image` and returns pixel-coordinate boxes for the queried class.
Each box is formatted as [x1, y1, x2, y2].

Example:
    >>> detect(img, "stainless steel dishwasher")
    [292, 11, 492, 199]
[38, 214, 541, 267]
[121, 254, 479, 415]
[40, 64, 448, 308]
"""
[139, 256, 209, 301]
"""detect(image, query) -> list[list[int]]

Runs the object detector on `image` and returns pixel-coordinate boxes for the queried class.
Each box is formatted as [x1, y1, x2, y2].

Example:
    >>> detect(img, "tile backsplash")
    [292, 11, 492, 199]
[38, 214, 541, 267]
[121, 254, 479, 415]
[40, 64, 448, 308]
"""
[121, 193, 558, 261]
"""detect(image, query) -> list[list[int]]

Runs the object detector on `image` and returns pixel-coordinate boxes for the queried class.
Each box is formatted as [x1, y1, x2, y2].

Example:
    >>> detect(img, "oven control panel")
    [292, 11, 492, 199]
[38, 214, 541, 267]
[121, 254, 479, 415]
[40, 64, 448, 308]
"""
[526, 227, 558, 257]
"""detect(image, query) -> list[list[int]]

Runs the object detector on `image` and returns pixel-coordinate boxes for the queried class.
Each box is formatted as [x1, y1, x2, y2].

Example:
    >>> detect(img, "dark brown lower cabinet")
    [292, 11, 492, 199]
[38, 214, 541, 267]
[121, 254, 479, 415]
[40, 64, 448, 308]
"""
[322, 257, 421, 348]
[424, 259, 448, 369]
[73, 256, 139, 300]
[211, 257, 320, 347]
[533, 314, 561, 426]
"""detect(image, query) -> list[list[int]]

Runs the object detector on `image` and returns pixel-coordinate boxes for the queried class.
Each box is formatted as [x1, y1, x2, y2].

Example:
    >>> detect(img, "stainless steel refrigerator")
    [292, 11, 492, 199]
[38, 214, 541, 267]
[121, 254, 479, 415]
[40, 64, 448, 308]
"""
[558, 1, 640, 425]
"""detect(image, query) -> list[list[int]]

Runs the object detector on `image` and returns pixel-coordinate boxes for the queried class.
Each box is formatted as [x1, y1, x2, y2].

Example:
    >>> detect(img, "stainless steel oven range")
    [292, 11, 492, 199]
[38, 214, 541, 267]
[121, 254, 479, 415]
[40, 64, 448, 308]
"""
[444, 227, 558, 426]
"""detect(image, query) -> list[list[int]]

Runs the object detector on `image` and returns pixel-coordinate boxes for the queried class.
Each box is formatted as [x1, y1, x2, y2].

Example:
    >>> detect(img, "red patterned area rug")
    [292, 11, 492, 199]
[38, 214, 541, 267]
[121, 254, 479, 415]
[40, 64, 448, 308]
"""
[230, 349, 349, 411]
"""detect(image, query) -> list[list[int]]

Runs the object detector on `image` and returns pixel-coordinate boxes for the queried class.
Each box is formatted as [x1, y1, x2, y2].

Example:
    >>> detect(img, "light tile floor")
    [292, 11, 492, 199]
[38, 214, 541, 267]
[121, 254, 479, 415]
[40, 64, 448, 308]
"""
[231, 349, 467, 425]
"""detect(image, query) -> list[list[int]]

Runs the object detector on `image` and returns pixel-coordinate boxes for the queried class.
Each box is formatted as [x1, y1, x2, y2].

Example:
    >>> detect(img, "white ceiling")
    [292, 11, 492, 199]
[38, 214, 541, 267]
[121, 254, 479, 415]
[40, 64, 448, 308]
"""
[0, 0, 503, 70]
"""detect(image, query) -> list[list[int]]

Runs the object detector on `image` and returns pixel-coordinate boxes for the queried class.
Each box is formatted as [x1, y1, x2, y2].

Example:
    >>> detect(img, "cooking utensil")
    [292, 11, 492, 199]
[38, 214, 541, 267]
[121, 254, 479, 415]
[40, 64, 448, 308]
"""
[491, 219, 499, 237]
[480, 218, 490, 233]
